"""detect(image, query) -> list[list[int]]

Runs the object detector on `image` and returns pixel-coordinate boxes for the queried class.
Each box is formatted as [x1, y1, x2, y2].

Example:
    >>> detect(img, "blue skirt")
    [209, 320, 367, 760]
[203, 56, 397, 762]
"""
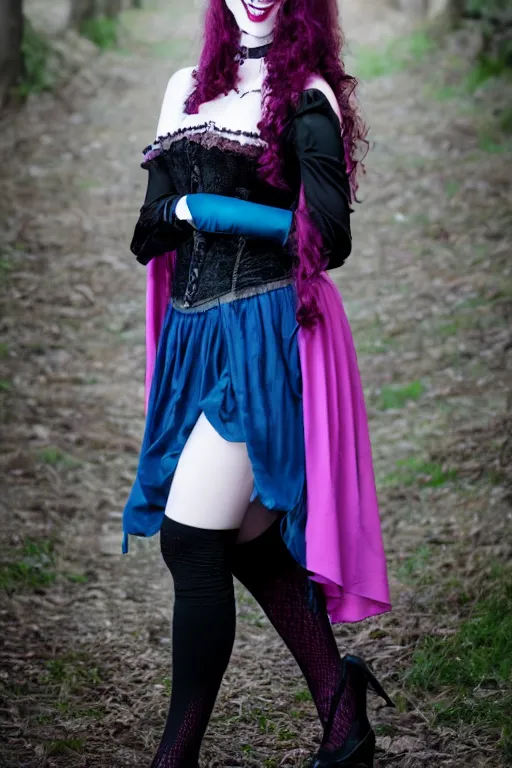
[123, 284, 307, 563]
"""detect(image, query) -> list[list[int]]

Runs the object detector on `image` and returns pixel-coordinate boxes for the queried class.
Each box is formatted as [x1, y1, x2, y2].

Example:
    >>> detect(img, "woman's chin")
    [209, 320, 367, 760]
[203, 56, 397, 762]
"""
[239, 17, 276, 38]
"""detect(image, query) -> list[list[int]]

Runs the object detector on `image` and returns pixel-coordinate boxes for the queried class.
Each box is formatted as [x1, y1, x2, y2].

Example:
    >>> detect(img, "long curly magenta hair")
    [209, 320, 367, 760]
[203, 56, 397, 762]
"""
[186, 0, 367, 326]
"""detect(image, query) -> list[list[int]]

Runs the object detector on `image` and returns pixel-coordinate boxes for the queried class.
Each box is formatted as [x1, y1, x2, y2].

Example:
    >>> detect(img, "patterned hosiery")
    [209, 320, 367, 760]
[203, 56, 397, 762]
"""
[231, 519, 355, 752]
[152, 516, 239, 768]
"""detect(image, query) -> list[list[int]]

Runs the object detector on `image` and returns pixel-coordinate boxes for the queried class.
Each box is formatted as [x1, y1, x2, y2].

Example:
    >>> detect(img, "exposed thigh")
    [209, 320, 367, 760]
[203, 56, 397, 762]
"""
[165, 413, 254, 530]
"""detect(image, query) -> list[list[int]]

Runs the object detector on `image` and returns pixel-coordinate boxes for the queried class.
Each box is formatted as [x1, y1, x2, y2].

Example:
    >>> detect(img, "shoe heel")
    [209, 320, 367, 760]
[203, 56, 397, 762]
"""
[345, 655, 395, 709]
[365, 667, 395, 708]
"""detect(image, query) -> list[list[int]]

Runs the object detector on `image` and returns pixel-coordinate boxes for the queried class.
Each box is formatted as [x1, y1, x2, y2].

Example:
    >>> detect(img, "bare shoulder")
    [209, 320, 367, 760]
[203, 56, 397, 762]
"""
[165, 66, 196, 96]
[156, 66, 196, 137]
[303, 75, 341, 120]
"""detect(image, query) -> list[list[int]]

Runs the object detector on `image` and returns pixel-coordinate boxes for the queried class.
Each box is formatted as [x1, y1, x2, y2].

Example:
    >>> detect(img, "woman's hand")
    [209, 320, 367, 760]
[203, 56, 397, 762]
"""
[175, 196, 195, 226]
[182, 193, 293, 247]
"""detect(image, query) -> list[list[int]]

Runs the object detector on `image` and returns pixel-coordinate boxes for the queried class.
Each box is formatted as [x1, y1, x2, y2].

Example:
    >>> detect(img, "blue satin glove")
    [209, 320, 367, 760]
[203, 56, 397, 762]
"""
[185, 193, 293, 247]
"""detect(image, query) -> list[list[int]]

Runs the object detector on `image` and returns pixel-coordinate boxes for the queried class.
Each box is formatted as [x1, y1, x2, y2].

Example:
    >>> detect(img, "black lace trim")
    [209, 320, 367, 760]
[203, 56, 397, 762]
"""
[142, 122, 262, 157]
[141, 136, 264, 169]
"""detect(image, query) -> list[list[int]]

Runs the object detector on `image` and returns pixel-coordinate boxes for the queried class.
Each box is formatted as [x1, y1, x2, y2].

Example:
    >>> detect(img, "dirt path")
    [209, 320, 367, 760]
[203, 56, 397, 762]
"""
[1, 2, 511, 767]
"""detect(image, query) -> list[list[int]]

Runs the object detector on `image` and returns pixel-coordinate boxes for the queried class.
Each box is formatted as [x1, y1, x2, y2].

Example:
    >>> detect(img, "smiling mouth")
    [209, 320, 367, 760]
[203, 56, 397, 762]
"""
[241, 0, 276, 22]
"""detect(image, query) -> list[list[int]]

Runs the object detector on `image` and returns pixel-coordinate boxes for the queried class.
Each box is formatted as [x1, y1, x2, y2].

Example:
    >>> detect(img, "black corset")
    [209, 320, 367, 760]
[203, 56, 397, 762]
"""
[154, 137, 296, 310]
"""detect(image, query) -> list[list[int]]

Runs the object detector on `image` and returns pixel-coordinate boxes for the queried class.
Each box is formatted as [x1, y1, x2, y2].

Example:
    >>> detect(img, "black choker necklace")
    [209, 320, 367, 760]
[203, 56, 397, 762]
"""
[236, 41, 272, 64]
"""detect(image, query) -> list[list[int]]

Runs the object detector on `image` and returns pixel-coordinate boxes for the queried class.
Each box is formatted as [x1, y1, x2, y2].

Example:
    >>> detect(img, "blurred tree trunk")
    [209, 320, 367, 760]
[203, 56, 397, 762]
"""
[0, 0, 23, 109]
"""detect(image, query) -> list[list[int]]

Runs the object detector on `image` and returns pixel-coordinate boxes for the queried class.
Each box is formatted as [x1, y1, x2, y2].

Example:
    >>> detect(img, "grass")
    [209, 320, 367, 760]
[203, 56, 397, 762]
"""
[500, 107, 512, 133]
[354, 315, 397, 354]
[436, 295, 507, 337]
[64, 572, 89, 584]
[428, 83, 465, 101]
[355, 31, 435, 80]
[378, 380, 425, 410]
[46, 738, 85, 756]
[76, 177, 102, 190]
[294, 688, 313, 703]
[397, 545, 433, 584]
[38, 446, 82, 468]
[0, 257, 14, 281]
[15, 20, 55, 97]
[477, 132, 512, 154]
[36, 701, 104, 725]
[438, 320, 465, 337]
[383, 457, 458, 488]
[466, 55, 512, 94]
[426, 52, 512, 109]
[256, 712, 276, 734]
[79, 708, 104, 719]
[277, 728, 297, 740]
[445, 180, 461, 199]
[80, 15, 119, 49]
[43, 652, 102, 691]
[407, 566, 512, 757]
[0, 542, 89, 594]
[0, 539, 56, 593]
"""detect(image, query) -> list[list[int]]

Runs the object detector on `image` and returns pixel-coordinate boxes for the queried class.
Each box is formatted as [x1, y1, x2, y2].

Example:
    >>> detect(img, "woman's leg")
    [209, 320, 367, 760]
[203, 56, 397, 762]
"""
[152, 414, 254, 768]
[232, 511, 354, 752]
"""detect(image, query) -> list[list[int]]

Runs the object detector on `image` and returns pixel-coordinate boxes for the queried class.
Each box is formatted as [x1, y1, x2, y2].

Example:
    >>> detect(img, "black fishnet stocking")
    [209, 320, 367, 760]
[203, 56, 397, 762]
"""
[151, 700, 206, 768]
[321, 671, 357, 752]
[231, 520, 356, 752]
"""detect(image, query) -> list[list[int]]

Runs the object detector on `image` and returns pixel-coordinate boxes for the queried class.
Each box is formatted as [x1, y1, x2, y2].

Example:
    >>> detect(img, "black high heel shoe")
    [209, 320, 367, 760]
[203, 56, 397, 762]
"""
[310, 655, 395, 767]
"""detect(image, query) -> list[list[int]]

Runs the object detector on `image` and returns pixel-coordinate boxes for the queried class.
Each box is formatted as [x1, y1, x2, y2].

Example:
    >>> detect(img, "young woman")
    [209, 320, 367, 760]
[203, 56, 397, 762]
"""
[123, 0, 393, 765]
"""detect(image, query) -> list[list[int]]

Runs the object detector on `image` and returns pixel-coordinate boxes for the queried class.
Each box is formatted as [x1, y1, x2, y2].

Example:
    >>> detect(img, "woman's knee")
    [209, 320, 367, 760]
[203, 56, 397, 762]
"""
[160, 516, 238, 603]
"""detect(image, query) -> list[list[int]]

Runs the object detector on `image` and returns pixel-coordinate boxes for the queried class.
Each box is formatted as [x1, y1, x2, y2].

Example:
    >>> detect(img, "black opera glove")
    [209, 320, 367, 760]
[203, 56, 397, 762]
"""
[130, 153, 193, 266]
[291, 89, 353, 270]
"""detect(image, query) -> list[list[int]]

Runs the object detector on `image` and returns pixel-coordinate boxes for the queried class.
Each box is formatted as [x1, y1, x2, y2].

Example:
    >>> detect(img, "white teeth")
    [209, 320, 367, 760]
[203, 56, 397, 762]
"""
[247, 3, 271, 14]
[246, 1, 274, 11]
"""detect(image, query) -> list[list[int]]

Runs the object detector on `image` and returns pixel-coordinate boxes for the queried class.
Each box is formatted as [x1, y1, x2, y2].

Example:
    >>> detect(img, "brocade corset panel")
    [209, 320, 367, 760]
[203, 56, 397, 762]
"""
[158, 135, 296, 310]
